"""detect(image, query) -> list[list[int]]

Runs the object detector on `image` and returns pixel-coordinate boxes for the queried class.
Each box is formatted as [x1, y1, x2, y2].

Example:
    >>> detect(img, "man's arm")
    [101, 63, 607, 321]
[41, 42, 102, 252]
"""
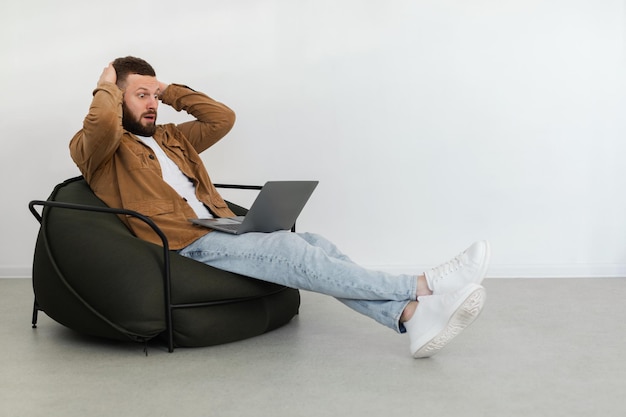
[70, 63, 124, 179]
[160, 84, 236, 154]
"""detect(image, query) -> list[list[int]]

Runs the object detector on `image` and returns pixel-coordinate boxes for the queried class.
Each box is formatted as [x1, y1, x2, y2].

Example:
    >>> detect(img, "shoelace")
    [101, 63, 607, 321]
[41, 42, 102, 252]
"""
[429, 253, 466, 279]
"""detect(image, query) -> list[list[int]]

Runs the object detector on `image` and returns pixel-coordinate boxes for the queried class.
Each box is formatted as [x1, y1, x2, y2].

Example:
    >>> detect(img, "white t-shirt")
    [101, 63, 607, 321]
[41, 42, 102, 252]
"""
[138, 136, 213, 219]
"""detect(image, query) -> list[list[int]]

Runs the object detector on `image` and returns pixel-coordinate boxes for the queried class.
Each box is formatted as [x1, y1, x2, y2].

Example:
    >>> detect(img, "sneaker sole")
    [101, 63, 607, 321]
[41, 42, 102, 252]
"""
[413, 286, 486, 358]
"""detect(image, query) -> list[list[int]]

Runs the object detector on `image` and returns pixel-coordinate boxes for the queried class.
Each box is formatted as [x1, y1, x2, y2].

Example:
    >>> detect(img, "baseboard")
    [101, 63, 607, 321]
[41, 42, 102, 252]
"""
[2, 264, 626, 280]
[0, 266, 32, 279]
[489, 264, 626, 278]
[370, 263, 626, 279]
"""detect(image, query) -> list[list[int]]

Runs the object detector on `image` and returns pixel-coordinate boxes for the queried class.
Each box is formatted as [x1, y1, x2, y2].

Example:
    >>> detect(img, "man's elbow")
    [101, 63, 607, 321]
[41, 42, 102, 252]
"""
[220, 108, 236, 136]
[225, 107, 236, 130]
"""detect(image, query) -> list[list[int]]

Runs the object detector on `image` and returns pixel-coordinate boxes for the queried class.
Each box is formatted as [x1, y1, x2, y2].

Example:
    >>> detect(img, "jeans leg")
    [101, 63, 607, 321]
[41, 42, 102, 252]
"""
[179, 231, 417, 332]
[297, 233, 411, 332]
[295, 232, 354, 263]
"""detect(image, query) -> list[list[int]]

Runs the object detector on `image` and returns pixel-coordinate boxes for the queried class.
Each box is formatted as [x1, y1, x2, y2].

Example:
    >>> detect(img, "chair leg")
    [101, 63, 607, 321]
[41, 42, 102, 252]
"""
[32, 299, 39, 328]
[167, 311, 174, 352]
[168, 330, 174, 353]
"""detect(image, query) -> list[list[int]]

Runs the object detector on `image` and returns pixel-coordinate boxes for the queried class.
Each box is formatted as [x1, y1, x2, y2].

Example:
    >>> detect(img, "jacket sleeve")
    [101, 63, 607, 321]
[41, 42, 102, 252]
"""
[160, 84, 236, 154]
[69, 82, 124, 181]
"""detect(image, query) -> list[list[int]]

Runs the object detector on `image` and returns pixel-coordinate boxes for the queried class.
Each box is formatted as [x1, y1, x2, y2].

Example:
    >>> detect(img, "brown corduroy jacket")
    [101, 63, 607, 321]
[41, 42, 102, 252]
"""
[70, 82, 236, 249]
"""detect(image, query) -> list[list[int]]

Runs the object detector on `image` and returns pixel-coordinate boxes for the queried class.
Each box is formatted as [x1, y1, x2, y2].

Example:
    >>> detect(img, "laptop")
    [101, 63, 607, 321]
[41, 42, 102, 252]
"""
[189, 180, 318, 234]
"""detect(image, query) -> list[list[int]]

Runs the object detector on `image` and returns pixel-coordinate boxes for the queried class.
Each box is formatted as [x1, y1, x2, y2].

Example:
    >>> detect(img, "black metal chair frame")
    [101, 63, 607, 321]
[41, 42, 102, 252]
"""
[28, 183, 282, 353]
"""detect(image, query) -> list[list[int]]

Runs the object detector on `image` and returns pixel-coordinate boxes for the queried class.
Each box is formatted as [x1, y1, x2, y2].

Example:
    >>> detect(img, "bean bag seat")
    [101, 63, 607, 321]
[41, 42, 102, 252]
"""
[30, 177, 300, 351]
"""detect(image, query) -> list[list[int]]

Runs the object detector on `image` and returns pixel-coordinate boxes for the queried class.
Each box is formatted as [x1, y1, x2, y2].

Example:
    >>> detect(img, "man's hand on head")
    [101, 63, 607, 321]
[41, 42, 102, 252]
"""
[98, 63, 117, 87]
[158, 80, 170, 100]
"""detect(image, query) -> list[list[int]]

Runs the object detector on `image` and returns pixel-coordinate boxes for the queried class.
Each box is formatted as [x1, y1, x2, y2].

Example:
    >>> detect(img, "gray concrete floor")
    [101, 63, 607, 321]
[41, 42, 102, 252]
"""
[1, 277, 625, 417]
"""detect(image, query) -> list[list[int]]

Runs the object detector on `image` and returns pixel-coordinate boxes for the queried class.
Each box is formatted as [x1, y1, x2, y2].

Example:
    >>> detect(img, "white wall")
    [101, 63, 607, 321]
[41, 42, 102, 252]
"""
[1, 0, 624, 278]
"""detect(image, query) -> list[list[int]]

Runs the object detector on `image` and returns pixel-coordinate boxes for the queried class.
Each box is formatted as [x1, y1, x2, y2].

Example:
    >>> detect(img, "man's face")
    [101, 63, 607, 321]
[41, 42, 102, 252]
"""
[121, 74, 161, 137]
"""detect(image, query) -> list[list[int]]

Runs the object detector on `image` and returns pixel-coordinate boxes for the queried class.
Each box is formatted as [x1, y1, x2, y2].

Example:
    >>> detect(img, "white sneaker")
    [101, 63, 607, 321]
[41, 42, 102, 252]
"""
[424, 241, 490, 294]
[405, 283, 486, 358]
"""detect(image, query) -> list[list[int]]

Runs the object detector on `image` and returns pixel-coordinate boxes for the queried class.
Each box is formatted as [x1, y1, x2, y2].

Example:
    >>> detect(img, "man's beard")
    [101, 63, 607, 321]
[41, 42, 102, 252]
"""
[122, 104, 157, 137]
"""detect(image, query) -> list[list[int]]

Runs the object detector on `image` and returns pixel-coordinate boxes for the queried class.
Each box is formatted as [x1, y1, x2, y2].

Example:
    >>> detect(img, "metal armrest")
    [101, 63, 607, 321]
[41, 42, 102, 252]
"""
[28, 200, 176, 352]
[214, 183, 263, 191]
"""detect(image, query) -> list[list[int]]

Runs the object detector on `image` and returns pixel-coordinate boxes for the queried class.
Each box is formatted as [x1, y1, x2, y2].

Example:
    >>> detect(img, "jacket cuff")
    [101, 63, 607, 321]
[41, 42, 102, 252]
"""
[92, 81, 122, 97]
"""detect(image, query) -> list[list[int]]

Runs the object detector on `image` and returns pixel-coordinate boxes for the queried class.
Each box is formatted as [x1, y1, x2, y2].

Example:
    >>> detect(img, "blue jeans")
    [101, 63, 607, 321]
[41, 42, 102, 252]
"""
[178, 231, 417, 332]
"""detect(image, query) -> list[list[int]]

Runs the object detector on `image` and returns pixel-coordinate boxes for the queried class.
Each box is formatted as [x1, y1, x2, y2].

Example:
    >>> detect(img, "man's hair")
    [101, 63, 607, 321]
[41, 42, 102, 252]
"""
[112, 56, 156, 88]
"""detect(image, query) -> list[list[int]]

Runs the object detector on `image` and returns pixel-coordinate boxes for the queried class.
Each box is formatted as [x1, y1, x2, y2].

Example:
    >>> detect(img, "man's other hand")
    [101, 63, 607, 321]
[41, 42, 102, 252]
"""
[98, 63, 117, 87]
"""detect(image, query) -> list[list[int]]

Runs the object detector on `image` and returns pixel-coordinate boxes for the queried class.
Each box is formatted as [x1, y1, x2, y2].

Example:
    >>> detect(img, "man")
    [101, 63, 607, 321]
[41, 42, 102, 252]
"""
[70, 56, 490, 358]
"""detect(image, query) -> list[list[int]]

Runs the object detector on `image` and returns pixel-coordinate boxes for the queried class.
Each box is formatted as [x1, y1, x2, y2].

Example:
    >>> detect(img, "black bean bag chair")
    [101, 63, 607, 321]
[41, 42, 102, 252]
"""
[29, 177, 300, 351]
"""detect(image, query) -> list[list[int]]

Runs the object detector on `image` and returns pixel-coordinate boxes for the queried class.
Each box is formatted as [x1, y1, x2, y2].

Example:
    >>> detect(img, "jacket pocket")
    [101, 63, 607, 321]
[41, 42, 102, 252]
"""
[124, 199, 175, 217]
